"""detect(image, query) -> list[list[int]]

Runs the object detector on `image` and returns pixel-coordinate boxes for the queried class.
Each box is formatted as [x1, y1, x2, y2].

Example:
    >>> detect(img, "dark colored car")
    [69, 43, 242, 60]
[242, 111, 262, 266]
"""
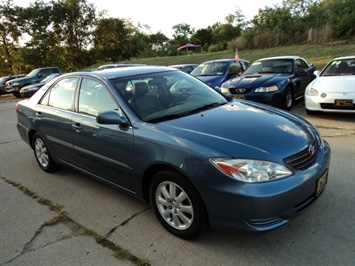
[5, 67, 62, 97]
[19, 73, 62, 98]
[0, 74, 26, 95]
[220, 56, 316, 110]
[190, 59, 251, 91]
[169, 64, 198, 73]
[16, 66, 330, 239]
[97, 63, 146, 70]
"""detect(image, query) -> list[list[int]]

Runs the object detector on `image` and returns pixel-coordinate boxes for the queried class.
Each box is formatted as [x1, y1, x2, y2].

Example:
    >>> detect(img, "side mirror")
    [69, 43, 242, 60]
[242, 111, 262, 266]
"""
[297, 68, 306, 75]
[313, 70, 320, 77]
[96, 111, 128, 126]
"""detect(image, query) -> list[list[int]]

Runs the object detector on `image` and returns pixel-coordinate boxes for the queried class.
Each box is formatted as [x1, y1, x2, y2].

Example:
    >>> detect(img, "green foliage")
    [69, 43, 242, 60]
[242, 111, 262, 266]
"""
[0, 0, 354, 76]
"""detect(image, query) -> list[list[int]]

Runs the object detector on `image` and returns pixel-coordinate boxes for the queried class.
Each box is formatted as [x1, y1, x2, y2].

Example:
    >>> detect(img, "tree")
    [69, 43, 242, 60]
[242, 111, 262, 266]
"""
[93, 17, 132, 62]
[51, 0, 97, 71]
[20, 0, 57, 67]
[172, 23, 194, 46]
[0, 0, 24, 74]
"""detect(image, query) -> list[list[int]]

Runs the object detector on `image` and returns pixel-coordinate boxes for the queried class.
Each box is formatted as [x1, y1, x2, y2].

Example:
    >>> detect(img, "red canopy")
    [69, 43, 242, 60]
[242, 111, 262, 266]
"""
[177, 43, 202, 51]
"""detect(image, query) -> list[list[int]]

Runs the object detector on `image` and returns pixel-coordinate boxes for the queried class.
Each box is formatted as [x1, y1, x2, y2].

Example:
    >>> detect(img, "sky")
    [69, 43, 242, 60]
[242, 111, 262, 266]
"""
[15, 0, 284, 38]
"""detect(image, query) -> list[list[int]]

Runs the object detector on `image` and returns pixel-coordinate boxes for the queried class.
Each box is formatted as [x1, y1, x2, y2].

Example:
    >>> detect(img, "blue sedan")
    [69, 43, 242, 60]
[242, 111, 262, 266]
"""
[16, 66, 330, 239]
[221, 56, 316, 110]
[190, 59, 251, 91]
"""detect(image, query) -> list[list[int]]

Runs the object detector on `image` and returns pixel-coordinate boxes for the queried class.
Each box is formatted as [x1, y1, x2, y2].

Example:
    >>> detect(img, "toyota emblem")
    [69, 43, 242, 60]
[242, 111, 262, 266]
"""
[308, 144, 316, 156]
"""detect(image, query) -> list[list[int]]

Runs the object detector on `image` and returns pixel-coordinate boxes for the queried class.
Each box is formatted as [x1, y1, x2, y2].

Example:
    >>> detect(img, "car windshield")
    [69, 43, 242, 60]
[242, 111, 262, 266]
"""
[243, 59, 293, 74]
[110, 70, 228, 122]
[320, 58, 355, 76]
[42, 74, 59, 83]
[190, 62, 228, 76]
[26, 69, 40, 77]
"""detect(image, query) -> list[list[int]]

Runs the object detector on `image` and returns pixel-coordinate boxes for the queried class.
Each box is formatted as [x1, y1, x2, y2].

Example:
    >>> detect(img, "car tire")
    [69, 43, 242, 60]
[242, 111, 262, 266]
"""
[283, 87, 294, 111]
[149, 170, 208, 239]
[306, 109, 319, 115]
[13, 91, 22, 98]
[32, 133, 61, 172]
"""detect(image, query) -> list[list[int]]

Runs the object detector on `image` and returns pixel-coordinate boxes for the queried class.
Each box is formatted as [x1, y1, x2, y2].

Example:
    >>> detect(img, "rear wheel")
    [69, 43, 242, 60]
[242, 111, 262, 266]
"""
[149, 170, 208, 239]
[32, 133, 61, 172]
[283, 87, 294, 111]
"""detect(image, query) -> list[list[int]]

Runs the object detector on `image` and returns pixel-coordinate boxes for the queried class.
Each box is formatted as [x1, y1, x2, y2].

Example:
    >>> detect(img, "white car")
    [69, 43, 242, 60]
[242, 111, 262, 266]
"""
[305, 55, 355, 114]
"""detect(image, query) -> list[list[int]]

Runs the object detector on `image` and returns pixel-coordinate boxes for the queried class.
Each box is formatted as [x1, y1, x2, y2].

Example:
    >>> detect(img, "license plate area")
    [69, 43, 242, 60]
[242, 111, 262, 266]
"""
[233, 95, 245, 99]
[316, 170, 328, 196]
[335, 99, 353, 107]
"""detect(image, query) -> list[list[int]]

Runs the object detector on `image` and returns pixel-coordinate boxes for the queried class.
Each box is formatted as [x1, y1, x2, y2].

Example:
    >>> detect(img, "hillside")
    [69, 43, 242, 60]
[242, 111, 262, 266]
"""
[108, 43, 355, 70]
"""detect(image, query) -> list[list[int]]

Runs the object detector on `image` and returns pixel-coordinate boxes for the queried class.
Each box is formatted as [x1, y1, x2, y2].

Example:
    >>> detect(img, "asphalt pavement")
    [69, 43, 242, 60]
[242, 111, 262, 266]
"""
[1, 95, 354, 266]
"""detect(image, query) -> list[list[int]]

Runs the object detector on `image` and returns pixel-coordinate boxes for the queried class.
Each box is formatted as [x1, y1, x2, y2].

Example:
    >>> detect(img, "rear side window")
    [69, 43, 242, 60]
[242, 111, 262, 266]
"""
[40, 77, 77, 110]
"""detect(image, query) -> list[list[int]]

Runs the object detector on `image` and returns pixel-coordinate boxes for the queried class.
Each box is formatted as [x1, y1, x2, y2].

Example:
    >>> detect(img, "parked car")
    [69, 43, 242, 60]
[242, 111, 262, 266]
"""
[19, 73, 62, 98]
[16, 66, 330, 239]
[97, 63, 146, 70]
[169, 64, 198, 73]
[220, 56, 316, 110]
[190, 59, 251, 91]
[5, 67, 62, 97]
[0, 74, 26, 95]
[305, 55, 355, 114]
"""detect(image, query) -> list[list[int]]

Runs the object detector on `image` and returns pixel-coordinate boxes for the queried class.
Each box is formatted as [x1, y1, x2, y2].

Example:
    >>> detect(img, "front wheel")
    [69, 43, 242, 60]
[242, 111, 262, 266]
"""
[283, 87, 294, 111]
[13, 91, 22, 98]
[149, 170, 208, 239]
[32, 133, 61, 172]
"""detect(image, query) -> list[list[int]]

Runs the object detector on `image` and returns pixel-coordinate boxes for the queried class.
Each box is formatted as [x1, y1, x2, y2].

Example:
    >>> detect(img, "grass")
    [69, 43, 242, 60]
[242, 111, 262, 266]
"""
[108, 42, 355, 70]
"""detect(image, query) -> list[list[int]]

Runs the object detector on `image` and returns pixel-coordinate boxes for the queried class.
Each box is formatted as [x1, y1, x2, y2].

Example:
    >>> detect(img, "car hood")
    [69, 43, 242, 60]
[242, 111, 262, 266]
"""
[226, 74, 288, 88]
[195, 76, 225, 88]
[22, 82, 44, 90]
[7, 76, 32, 83]
[310, 76, 355, 93]
[159, 101, 315, 162]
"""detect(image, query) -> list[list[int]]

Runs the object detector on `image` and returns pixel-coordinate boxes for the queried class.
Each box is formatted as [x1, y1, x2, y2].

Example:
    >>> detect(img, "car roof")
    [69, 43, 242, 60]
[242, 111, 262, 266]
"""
[202, 59, 241, 64]
[65, 66, 178, 79]
[256, 56, 305, 61]
[331, 55, 355, 60]
[169, 64, 198, 67]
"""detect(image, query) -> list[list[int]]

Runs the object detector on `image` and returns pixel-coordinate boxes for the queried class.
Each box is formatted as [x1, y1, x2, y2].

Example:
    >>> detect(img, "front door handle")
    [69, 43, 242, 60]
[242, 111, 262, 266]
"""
[72, 123, 83, 132]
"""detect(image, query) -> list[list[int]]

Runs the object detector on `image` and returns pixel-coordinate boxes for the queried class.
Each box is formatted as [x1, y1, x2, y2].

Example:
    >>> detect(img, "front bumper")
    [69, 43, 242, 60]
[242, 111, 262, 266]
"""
[198, 140, 331, 231]
[305, 95, 355, 113]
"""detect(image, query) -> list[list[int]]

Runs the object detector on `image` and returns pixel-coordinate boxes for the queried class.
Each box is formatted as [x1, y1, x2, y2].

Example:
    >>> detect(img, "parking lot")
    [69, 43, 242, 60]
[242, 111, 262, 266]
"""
[1, 95, 354, 266]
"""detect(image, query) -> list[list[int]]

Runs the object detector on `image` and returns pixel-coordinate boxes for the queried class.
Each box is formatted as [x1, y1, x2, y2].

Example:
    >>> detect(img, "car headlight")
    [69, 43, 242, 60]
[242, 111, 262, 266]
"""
[13, 82, 20, 86]
[254, 85, 279, 92]
[220, 87, 229, 94]
[306, 88, 318, 96]
[210, 158, 292, 182]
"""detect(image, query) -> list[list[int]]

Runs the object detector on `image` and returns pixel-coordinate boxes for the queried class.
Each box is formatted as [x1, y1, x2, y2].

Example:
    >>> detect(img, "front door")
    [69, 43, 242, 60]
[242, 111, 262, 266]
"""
[71, 78, 136, 193]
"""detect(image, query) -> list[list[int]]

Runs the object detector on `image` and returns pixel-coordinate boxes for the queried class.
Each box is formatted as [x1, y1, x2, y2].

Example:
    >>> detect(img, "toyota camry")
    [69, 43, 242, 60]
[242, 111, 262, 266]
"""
[16, 66, 330, 239]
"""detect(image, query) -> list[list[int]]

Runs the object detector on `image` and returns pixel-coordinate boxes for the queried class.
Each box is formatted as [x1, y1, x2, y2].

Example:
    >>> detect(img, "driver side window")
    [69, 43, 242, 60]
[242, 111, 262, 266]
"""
[78, 78, 119, 116]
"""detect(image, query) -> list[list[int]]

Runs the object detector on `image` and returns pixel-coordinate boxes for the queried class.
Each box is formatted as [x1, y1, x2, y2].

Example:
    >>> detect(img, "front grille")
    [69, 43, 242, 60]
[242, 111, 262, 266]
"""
[320, 103, 355, 110]
[284, 140, 317, 170]
[229, 88, 252, 94]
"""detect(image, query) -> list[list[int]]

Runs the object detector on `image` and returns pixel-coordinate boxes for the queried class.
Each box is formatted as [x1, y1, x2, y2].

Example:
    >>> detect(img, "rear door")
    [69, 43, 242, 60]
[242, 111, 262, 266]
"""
[35, 76, 78, 161]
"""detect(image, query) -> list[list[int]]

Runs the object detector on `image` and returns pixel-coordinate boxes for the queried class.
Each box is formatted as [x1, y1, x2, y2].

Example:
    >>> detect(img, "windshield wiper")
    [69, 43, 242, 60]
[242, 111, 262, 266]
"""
[147, 113, 186, 123]
[184, 102, 226, 115]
